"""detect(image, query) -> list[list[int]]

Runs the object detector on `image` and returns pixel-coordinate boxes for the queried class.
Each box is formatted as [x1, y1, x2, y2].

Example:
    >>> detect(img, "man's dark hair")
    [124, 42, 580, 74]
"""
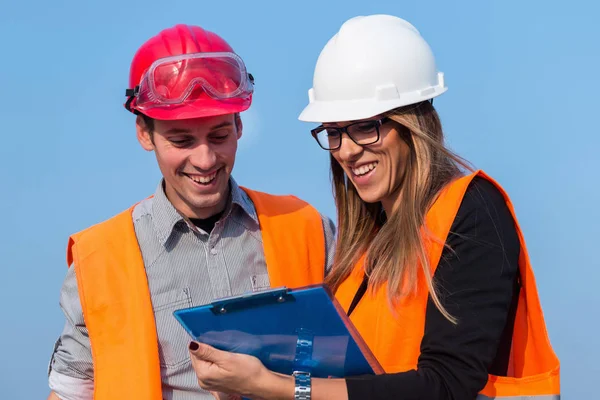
[140, 113, 155, 135]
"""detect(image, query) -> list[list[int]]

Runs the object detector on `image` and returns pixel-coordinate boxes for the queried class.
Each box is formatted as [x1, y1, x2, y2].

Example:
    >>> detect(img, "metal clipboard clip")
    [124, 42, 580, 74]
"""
[209, 287, 296, 315]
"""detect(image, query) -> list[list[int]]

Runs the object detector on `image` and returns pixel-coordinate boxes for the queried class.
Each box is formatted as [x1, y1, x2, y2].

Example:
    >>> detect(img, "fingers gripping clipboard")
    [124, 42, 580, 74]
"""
[173, 284, 383, 378]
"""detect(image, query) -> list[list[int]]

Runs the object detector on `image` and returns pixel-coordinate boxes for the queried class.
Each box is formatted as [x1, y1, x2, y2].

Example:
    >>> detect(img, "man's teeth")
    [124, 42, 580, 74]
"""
[188, 172, 217, 184]
[352, 162, 377, 176]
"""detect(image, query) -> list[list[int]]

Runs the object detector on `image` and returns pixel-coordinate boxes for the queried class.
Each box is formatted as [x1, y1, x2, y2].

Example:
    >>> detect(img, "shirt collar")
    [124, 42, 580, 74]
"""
[151, 177, 258, 246]
[229, 177, 258, 224]
[151, 180, 185, 246]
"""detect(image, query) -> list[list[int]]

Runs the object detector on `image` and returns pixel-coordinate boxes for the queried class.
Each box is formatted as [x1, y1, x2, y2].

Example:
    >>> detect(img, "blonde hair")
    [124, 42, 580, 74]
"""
[326, 101, 472, 322]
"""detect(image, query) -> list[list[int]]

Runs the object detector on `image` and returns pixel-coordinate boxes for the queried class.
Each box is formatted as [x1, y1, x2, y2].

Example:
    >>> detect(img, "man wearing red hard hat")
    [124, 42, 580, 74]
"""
[47, 24, 334, 400]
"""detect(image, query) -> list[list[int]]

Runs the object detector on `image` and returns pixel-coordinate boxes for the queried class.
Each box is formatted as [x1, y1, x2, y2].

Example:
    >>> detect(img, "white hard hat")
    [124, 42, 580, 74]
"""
[299, 14, 447, 123]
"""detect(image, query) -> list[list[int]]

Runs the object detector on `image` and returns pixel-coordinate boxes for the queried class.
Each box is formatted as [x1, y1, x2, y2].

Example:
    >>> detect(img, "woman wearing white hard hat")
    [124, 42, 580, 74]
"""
[188, 15, 560, 400]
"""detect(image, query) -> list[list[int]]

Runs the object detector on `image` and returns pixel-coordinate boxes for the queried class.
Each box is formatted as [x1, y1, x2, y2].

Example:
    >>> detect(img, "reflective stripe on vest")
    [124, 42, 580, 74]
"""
[335, 170, 560, 399]
[66, 188, 326, 400]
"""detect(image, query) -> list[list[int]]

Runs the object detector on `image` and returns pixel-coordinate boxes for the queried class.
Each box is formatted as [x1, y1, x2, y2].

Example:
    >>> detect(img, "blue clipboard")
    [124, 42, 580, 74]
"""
[173, 284, 383, 378]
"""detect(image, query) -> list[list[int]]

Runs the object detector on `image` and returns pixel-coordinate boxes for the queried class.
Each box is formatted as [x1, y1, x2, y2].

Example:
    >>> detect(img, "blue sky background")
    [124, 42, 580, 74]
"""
[1, 0, 598, 398]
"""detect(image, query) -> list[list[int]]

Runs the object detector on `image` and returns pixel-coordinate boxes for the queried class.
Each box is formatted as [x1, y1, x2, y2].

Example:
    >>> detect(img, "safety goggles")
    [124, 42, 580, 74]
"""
[126, 52, 254, 111]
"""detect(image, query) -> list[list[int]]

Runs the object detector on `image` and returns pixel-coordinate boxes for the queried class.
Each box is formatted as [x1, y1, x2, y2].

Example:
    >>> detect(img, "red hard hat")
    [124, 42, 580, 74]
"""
[125, 24, 253, 120]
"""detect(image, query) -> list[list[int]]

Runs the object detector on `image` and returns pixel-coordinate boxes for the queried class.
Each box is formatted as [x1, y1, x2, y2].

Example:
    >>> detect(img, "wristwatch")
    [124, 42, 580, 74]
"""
[293, 371, 312, 400]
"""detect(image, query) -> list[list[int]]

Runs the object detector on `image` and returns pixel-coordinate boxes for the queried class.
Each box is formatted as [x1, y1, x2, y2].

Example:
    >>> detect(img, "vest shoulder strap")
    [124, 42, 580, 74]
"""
[66, 204, 162, 400]
[241, 187, 326, 288]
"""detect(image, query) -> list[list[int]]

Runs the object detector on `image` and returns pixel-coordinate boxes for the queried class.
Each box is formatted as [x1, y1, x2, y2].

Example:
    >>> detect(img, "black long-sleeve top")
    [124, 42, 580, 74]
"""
[345, 177, 521, 400]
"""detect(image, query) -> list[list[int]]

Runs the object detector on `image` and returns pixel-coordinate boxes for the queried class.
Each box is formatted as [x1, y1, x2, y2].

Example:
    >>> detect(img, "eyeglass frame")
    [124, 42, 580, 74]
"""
[310, 116, 391, 151]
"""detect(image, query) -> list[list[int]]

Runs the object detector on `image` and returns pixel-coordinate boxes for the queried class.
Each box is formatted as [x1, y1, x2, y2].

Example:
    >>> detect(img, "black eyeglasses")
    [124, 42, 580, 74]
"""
[311, 117, 390, 150]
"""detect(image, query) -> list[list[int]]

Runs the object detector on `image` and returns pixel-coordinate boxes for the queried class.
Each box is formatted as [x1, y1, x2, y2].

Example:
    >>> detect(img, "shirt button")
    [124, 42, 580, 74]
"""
[210, 248, 217, 255]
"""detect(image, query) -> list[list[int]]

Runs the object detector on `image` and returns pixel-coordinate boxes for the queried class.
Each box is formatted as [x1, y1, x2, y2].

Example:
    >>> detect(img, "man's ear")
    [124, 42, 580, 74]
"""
[235, 113, 243, 140]
[136, 115, 154, 151]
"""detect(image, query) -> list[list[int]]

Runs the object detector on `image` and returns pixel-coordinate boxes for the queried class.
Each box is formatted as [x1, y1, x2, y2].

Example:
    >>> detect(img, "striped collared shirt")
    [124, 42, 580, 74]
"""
[48, 178, 335, 400]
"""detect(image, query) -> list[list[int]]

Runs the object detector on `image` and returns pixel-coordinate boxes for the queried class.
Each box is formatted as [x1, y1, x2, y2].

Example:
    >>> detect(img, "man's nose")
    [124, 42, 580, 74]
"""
[189, 144, 217, 171]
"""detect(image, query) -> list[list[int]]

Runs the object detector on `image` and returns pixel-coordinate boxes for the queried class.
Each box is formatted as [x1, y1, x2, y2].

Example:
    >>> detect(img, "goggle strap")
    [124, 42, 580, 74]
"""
[125, 86, 140, 114]
[125, 86, 140, 97]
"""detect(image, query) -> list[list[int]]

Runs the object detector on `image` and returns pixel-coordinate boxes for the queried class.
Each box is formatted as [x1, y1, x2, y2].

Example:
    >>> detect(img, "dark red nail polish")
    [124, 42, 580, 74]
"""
[189, 341, 199, 351]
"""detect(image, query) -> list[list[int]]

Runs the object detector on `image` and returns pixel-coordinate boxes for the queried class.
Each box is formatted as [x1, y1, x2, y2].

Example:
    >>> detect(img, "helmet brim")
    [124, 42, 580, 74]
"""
[298, 87, 446, 123]
[133, 96, 251, 121]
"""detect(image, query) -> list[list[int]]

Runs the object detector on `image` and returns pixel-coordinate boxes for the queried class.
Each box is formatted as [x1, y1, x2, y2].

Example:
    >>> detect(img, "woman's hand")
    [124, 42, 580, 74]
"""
[188, 341, 293, 399]
[209, 392, 242, 400]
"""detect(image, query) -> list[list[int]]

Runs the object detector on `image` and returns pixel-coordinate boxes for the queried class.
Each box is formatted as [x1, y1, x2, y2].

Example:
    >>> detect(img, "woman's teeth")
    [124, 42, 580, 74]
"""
[352, 162, 378, 176]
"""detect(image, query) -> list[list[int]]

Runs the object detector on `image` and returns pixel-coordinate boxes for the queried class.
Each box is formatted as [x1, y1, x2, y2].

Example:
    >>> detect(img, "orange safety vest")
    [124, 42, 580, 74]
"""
[336, 171, 560, 399]
[65, 188, 326, 400]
